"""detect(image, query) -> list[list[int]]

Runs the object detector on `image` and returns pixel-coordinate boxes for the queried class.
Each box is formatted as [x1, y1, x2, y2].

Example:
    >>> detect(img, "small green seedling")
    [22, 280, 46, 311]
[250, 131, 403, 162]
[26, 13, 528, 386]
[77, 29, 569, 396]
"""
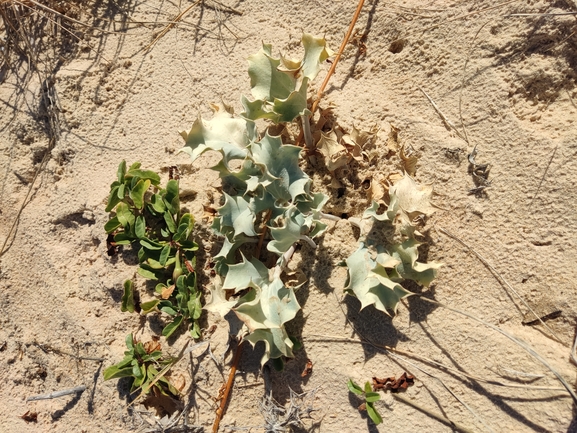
[347, 379, 383, 425]
[105, 161, 201, 338]
[103, 333, 178, 397]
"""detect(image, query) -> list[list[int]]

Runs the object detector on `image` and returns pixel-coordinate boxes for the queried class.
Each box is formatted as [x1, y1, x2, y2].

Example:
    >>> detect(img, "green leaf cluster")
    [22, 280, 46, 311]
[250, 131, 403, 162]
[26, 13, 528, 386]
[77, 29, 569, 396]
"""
[242, 34, 332, 123]
[103, 334, 178, 397]
[345, 174, 442, 315]
[182, 127, 327, 365]
[105, 161, 201, 338]
[347, 379, 383, 425]
[179, 35, 332, 367]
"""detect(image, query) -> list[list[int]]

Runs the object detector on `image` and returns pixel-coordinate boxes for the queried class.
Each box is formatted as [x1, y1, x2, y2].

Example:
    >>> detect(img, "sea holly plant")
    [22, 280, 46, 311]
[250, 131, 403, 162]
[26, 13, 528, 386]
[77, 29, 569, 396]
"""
[179, 35, 333, 367]
[104, 161, 202, 338]
[344, 174, 442, 315]
[103, 333, 179, 397]
[242, 33, 333, 147]
[347, 379, 383, 425]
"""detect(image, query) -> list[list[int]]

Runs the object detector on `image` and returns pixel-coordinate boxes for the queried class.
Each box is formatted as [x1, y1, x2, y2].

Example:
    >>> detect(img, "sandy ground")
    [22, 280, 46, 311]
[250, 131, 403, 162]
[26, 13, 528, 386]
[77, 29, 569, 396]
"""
[1, 0, 577, 432]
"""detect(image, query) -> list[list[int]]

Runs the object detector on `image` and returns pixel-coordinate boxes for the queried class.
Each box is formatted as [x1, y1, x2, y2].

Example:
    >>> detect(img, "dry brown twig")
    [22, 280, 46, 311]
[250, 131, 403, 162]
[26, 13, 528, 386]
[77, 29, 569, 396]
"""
[26, 385, 86, 402]
[310, 0, 365, 115]
[144, 0, 202, 52]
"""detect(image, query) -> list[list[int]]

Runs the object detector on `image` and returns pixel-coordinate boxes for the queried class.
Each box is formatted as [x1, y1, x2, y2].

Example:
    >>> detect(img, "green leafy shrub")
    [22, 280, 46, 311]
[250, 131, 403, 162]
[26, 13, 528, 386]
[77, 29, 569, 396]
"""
[103, 333, 178, 397]
[104, 161, 201, 338]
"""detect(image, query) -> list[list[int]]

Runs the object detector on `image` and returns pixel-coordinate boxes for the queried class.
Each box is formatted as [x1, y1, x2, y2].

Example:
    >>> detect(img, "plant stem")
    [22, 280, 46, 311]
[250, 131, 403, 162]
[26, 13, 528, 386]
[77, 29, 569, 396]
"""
[319, 212, 341, 222]
[310, 0, 365, 114]
[301, 113, 313, 148]
[213, 341, 244, 433]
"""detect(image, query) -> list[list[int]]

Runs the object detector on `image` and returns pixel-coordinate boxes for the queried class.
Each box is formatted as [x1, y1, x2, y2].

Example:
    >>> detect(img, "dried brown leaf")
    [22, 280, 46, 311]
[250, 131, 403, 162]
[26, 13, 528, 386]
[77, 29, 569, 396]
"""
[20, 411, 38, 423]
[301, 358, 313, 377]
[161, 285, 175, 300]
[144, 338, 161, 354]
[386, 124, 401, 153]
[400, 144, 418, 176]
[317, 130, 349, 171]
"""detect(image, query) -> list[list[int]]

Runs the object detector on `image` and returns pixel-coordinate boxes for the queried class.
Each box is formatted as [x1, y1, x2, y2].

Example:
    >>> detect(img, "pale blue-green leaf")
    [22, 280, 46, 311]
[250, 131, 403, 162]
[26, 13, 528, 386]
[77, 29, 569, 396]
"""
[222, 255, 269, 292]
[389, 238, 442, 286]
[301, 33, 333, 80]
[234, 277, 300, 332]
[179, 113, 250, 164]
[251, 135, 309, 202]
[240, 95, 280, 122]
[243, 327, 295, 366]
[217, 193, 257, 238]
[268, 208, 304, 255]
[247, 43, 296, 101]
[272, 78, 309, 123]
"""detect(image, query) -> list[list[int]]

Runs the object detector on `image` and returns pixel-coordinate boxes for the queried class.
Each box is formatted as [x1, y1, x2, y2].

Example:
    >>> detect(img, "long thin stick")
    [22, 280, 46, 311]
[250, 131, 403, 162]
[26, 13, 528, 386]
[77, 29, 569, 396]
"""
[310, 0, 365, 114]
[27, 385, 86, 402]
[212, 341, 243, 433]
[418, 86, 465, 140]
[458, 21, 491, 146]
[385, 343, 496, 433]
[144, 0, 202, 51]
[393, 393, 476, 433]
[528, 145, 557, 208]
[437, 227, 564, 345]
[419, 296, 577, 404]
[506, 12, 577, 16]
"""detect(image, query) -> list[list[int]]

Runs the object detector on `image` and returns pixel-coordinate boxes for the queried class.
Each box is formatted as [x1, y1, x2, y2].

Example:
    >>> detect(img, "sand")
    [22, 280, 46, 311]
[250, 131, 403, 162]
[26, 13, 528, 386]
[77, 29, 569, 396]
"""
[1, 0, 577, 432]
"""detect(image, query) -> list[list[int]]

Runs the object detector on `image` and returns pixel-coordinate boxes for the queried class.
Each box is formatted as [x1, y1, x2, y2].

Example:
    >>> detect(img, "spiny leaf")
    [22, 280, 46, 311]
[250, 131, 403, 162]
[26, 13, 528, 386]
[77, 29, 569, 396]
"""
[389, 238, 442, 286]
[390, 173, 435, 218]
[234, 277, 300, 332]
[179, 110, 253, 165]
[345, 243, 413, 315]
[268, 207, 305, 255]
[244, 327, 295, 367]
[300, 33, 333, 80]
[317, 129, 349, 172]
[248, 43, 296, 101]
[222, 255, 269, 293]
[216, 193, 258, 239]
[250, 134, 310, 202]
[271, 78, 309, 123]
